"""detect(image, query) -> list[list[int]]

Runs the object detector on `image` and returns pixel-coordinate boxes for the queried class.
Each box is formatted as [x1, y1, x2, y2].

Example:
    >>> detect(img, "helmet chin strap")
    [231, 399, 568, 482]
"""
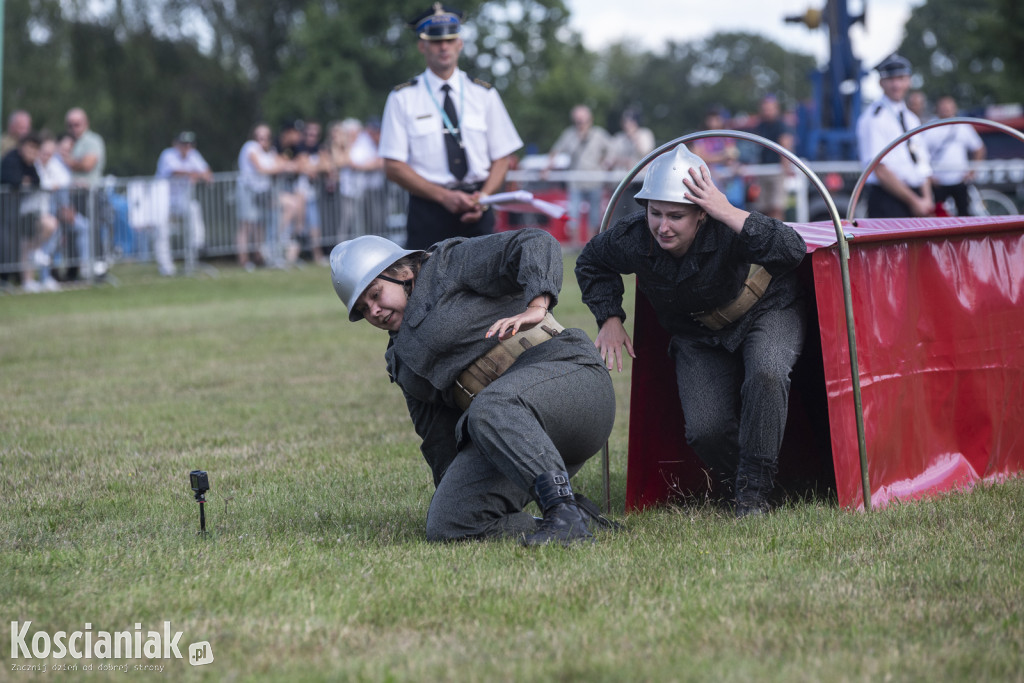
[378, 273, 415, 298]
[377, 274, 409, 287]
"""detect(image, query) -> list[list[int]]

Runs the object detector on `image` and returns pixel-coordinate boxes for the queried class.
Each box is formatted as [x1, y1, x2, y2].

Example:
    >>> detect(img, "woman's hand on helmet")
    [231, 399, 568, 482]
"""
[486, 303, 548, 341]
[682, 164, 730, 215]
[682, 165, 750, 233]
[595, 316, 635, 372]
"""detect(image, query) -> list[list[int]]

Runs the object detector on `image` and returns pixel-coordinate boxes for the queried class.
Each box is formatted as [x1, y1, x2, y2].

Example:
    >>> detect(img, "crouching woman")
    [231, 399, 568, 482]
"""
[575, 144, 807, 516]
[330, 228, 615, 544]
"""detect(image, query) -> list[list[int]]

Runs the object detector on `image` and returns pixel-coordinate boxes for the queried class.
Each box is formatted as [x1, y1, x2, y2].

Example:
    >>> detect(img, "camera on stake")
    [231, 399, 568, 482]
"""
[190, 470, 209, 534]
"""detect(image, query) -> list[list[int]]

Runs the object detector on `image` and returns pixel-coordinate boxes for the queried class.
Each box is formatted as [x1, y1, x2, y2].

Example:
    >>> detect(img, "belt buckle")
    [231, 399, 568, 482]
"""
[690, 310, 722, 331]
[454, 378, 476, 401]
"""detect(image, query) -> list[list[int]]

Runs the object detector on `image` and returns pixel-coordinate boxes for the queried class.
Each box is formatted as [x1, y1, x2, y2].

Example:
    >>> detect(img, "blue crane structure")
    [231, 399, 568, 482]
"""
[786, 1, 867, 161]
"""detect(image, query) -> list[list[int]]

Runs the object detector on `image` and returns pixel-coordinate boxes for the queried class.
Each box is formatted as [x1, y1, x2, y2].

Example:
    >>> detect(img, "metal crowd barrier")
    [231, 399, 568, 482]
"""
[5, 161, 1021, 290]
[1, 181, 118, 287]
[1, 170, 409, 287]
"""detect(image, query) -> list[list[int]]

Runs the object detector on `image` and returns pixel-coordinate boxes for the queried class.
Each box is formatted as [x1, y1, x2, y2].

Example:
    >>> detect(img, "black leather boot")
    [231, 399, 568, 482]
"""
[573, 492, 623, 532]
[522, 471, 594, 547]
[734, 455, 777, 518]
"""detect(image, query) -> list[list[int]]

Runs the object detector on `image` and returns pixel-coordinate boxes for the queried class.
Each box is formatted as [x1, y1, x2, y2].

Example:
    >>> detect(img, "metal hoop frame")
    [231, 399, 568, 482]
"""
[847, 117, 1024, 223]
[597, 130, 872, 512]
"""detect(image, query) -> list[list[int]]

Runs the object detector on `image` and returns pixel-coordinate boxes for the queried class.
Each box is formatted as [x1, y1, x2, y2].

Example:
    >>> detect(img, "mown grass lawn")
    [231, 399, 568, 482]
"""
[2, 261, 1022, 682]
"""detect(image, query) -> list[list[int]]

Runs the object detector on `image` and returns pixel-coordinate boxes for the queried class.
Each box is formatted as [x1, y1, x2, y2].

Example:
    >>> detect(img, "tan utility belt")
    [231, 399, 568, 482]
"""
[453, 311, 565, 411]
[692, 264, 772, 331]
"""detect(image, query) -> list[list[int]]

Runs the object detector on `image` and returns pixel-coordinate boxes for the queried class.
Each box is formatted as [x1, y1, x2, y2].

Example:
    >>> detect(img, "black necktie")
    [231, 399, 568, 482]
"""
[897, 109, 919, 164]
[441, 84, 468, 181]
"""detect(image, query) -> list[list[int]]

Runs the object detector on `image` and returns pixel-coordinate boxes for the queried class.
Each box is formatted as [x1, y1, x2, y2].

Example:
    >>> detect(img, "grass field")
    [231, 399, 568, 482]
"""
[2, 261, 1023, 682]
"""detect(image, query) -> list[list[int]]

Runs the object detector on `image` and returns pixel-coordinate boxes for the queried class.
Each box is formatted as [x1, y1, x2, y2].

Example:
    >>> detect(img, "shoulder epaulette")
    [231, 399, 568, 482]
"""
[392, 79, 418, 91]
[472, 77, 494, 90]
[873, 104, 884, 116]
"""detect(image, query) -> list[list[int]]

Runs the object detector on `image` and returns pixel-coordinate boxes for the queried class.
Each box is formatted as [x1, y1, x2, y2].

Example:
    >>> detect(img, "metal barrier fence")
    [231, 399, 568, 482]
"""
[4, 160, 1021, 290]
[1, 170, 409, 286]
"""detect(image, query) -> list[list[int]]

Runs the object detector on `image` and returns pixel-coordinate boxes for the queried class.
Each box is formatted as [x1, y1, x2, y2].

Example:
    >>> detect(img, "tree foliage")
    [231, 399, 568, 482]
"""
[898, 0, 1022, 107]
[259, 0, 588, 152]
[3, 0, 255, 173]
[17, 0, 1016, 173]
[592, 33, 816, 146]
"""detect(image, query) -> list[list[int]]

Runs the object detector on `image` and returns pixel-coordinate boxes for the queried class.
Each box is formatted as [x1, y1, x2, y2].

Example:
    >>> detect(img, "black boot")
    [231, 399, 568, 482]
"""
[573, 492, 623, 532]
[522, 471, 594, 547]
[734, 455, 777, 518]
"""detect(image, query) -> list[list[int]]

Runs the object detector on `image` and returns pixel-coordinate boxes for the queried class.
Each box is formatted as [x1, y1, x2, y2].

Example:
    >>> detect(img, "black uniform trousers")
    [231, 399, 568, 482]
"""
[669, 303, 806, 485]
[425, 357, 615, 541]
[933, 183, 971, 217]
[405, 186, 495, 250]
[866, 184, 924, 219]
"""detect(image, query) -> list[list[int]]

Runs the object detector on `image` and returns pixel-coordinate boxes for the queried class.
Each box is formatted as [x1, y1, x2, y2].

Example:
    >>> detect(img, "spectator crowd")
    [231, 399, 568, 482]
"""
[0, 110, 389, 292]
[0, 51, 995, 294]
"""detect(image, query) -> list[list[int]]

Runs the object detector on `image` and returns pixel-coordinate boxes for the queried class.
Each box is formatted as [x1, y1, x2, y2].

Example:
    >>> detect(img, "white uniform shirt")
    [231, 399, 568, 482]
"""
[156, 146, 211, 212]
[922, 123, 983, 185]
[856, 97, 931, 186]
[156, 146, 210, 180]
[378, 67, 523, 187]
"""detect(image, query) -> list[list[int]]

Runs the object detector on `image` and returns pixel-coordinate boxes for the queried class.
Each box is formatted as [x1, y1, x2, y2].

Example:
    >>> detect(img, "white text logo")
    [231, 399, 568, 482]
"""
[10, 621, 189, 660]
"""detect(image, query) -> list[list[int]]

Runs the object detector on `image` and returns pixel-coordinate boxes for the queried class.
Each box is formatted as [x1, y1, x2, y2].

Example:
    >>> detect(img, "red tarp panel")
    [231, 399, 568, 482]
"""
[625, 215, 1024, 511]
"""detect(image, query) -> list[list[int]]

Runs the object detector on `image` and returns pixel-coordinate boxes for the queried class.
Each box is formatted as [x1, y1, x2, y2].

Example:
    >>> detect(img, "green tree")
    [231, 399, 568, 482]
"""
[161, 0, 311, 95]
[3, 0, 821, 172]
[261, 0, 585, 152]
[593, 33, 815, 146]
[3, 0, 256, 173]
[899, 0, 1021, 107]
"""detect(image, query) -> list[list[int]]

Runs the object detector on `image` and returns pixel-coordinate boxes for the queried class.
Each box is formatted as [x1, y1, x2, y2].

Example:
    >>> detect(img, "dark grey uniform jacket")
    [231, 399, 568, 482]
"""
[385, 228, 605, 486]
[575, 210, 807, 353]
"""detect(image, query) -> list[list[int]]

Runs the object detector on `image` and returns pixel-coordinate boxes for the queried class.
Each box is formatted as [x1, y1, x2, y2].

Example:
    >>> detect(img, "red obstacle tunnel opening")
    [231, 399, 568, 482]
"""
[624, 216, 1024, 512]
[624, 257, 836, 510]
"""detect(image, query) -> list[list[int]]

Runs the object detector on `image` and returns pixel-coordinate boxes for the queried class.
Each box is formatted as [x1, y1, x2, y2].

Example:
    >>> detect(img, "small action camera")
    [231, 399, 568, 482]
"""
[190, 470, 210, 498]
[190, 470, 210, 534]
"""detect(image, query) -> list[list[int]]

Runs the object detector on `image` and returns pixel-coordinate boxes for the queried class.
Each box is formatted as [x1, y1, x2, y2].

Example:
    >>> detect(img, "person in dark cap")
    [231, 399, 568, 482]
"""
[855, 53, 934, 218]
[154, 130, 212, 276]
[378, 3, 523, 249]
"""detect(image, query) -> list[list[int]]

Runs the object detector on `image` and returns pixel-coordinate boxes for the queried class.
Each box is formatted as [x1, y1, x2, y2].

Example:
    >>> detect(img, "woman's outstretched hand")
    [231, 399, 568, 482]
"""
[486, 304, 548, 341]
[594, 317, 636, 372]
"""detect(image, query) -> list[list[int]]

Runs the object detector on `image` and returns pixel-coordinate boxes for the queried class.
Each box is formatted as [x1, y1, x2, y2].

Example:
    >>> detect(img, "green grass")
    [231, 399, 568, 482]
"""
[2, 261, 1023, 682]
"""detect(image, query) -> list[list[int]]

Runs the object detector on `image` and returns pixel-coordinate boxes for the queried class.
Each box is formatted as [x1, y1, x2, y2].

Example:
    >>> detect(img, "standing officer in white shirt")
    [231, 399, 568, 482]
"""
[378, 3, 523, 249]
[856, 54, 934, 219]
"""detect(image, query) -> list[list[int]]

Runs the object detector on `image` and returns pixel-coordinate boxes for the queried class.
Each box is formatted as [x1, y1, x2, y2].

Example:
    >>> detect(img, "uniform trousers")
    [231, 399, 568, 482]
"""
[669, 304, 806, 483]
[867, 184, 923, 219]
[426, 358, 615, 541]
[405, 189, 495, 250]
[933, 182, 971, 217]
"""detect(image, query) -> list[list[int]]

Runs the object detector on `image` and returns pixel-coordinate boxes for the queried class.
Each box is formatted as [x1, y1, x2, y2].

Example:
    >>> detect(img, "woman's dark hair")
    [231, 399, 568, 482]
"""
[381, 252, 429, 297]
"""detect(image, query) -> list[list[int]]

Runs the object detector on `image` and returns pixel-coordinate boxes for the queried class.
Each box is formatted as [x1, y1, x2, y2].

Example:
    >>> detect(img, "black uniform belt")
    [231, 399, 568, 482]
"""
[691, 264, 772, 331]
[445, 181, 484, 192]
[453, 311, 565, 411]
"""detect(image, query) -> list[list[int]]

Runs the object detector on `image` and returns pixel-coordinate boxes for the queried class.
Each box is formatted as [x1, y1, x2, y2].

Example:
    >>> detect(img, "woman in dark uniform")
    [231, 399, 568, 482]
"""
[575, 144, 807, 516]
[330, 228, 615, 545]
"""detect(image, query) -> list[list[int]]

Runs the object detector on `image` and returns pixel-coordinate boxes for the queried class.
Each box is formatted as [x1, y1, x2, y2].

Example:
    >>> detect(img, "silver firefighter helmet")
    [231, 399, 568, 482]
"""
[330, 235, 421, 321]
[633, 143, 709, 205]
